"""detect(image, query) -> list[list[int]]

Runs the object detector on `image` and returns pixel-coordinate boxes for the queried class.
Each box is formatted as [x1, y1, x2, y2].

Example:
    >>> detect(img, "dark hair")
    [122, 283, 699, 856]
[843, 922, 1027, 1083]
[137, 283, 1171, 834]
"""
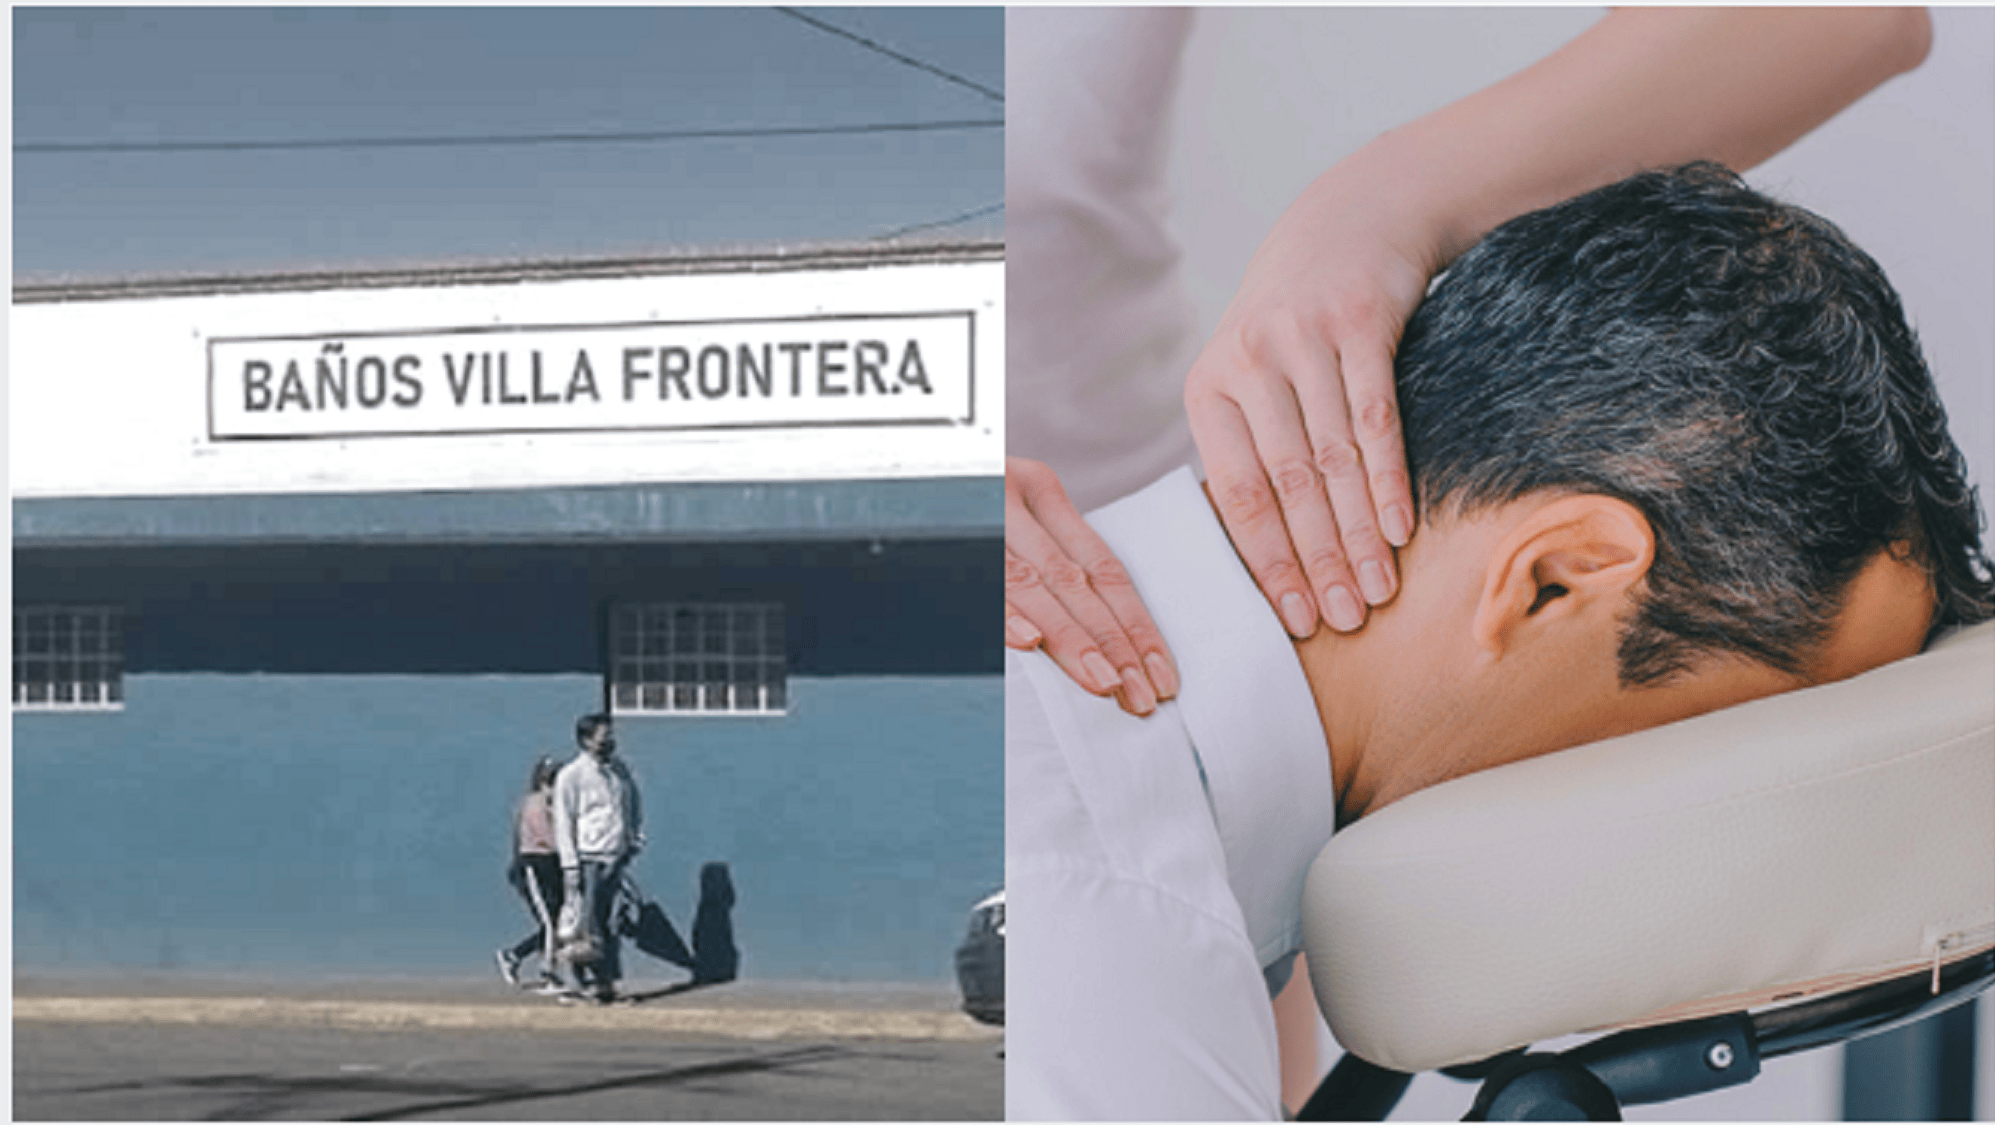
[527, 755, 560, 791]
[1396, 162, 1994, 686]
[575, 711, 612, 744]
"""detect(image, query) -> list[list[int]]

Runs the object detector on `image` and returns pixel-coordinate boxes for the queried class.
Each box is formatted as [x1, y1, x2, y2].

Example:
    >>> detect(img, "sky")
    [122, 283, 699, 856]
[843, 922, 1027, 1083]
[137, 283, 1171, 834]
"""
[12, 7, 1004, 284]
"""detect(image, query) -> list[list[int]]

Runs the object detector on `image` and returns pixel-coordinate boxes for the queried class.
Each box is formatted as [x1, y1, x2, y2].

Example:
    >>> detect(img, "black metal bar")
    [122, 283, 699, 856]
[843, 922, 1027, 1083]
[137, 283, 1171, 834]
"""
[1567, 1013, 1760, 1106]
[1756, 951, 1994, 1060]
[1296, 1053, 1414, 1121]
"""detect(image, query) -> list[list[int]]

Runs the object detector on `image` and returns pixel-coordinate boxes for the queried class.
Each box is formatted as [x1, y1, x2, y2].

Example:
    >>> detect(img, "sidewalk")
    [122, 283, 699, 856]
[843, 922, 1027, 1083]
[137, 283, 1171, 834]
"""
[14, 970, 1000, 1043]
[15, 973, 1003, 1120]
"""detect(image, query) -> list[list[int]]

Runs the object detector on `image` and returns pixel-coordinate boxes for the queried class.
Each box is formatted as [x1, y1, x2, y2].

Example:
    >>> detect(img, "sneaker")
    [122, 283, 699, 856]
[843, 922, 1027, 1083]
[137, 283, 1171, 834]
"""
[494, 949, 522, 987]
[532, 976, 568, 996]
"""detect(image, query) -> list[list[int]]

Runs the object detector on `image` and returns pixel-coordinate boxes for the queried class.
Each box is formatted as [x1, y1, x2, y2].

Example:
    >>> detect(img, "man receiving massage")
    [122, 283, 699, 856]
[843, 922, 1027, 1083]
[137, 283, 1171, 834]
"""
[1004, 164, 1995, 1119]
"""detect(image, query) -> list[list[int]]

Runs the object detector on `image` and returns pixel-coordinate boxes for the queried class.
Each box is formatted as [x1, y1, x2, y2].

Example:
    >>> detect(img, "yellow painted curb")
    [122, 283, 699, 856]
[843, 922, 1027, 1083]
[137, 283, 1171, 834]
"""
[13, 997, 1000, 1042]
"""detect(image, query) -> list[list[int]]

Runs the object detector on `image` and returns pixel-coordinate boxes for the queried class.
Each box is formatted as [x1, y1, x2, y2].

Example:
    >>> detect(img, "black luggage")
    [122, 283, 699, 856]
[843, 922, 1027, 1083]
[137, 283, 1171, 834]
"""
[617, 876, 695, 968]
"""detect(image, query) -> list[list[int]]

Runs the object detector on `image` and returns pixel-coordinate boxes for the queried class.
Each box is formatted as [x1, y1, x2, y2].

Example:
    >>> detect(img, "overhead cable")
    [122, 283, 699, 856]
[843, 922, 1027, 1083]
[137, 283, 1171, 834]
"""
[15, 118, 1002, 156]
[873, 201, 1005, 242]
[774, 8, 1003, 103]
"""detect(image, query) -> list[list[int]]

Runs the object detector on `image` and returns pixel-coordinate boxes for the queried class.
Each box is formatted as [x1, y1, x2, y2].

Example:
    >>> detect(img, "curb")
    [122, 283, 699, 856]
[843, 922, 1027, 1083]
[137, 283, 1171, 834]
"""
[12, 996, 1001, 1042]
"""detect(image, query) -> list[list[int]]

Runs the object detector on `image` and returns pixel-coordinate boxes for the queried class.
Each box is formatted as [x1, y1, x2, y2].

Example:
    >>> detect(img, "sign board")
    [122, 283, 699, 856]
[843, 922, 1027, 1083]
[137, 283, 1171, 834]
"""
[209, 311, 976, 440]
[12, 251, 1001, 498]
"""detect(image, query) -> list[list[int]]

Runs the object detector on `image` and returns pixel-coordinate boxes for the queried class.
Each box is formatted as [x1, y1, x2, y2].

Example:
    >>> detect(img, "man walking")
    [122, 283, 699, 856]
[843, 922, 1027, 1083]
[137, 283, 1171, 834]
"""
[552, 711, 643, 1004]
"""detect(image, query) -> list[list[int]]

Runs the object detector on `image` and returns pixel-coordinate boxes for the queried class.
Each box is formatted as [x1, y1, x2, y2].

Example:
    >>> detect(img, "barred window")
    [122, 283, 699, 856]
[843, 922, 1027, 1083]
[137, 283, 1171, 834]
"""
[14, 606, 124, 711]
[609, 603, 786, 716]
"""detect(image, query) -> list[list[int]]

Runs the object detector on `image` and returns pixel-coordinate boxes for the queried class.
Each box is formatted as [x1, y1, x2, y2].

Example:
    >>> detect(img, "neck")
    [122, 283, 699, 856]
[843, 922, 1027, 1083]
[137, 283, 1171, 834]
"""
[1196, 482, 1380, 825]
[1291, 627, 1378, 827]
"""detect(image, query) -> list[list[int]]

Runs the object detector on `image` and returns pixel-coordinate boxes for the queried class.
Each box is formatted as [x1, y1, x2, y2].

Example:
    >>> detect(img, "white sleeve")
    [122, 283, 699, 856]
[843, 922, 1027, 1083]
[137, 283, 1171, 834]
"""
[1006, 648, 1284, 1120]
[1007, 869, 1284, 1121]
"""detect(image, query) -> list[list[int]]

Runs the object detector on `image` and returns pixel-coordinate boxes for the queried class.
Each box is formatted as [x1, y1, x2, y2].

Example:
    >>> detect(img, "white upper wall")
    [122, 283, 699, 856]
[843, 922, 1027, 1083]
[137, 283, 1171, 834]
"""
[1166, 7, 1995, 517]
[11, 254, 1002, 499]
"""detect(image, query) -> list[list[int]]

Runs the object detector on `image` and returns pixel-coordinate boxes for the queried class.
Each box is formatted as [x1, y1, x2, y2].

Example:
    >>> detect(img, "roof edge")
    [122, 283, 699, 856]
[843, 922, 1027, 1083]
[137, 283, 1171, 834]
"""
[12, 240, 1005, 304]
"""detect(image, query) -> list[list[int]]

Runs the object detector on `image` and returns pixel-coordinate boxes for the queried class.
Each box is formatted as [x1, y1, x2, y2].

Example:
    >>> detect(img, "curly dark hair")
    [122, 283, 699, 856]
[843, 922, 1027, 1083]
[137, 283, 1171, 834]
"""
[1396, 162, 1993, 686]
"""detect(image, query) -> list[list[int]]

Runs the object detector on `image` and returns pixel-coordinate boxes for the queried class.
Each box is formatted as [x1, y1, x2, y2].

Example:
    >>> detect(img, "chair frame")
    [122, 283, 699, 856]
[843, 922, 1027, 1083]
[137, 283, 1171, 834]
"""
[1299, 949, 1993, 1120]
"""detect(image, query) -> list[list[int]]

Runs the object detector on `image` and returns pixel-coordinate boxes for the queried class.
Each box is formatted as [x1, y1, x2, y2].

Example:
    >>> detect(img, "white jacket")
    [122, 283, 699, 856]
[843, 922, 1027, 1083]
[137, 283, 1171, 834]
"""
[552, 751, 643, 870]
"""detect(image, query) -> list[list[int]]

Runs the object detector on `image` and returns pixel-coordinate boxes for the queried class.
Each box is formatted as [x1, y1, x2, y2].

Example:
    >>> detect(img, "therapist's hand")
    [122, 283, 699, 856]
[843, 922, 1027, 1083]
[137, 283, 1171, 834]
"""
[1183, 159, 1436, 638]
[1183, 6, 1934, 642]
[1006, 456, 1179, 717]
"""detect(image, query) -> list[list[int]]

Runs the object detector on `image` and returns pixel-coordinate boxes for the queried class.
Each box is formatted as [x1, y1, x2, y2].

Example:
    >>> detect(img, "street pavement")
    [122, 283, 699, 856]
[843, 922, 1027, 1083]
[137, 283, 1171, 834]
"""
[13, 972, 1003, 1121]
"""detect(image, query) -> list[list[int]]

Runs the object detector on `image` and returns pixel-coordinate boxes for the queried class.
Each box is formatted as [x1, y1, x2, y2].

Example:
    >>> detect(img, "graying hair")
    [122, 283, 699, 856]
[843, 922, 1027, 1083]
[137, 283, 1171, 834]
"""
[1396, 163, 1993, 686]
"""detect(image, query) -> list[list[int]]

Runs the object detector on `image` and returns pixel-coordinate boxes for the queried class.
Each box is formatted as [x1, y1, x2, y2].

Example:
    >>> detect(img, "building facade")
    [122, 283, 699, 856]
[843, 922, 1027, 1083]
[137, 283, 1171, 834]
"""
[12, 243, 1004, 981]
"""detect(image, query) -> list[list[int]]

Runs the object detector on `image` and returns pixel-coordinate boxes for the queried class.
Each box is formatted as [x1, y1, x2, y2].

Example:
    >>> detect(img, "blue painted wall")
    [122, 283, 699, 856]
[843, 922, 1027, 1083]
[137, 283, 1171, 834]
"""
[13, 671, 1001, 982]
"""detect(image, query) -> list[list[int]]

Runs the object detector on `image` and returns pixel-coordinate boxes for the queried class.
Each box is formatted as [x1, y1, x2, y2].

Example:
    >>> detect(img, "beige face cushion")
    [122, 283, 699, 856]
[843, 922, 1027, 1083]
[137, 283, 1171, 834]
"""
[1301, 620, 1995, 1073]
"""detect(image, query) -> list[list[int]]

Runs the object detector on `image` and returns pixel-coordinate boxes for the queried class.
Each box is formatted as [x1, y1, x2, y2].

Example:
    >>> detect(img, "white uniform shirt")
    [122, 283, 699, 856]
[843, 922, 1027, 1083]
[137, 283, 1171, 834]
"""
[1007, 9, 1202, 510]
[1007, 468, 1338, 1120]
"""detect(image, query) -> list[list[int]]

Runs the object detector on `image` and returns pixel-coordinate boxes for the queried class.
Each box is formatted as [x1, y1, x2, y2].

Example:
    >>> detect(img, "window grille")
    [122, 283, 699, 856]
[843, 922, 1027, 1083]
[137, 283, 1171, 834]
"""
[14, 606, 124, 711]
[609, 602, 786, 715]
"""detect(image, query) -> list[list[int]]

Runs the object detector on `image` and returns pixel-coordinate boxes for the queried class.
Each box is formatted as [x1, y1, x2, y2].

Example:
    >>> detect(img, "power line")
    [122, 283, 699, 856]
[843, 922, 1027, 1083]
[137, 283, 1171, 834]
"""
[774, 8, 1002, 104]
[14, 118, 1002, 156]
[873, 201, 1005, 242]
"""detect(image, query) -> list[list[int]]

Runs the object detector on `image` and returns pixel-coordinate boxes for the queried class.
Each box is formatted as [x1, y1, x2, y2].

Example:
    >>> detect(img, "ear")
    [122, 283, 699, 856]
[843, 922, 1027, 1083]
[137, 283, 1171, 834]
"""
[1472, 495, 1655, 657]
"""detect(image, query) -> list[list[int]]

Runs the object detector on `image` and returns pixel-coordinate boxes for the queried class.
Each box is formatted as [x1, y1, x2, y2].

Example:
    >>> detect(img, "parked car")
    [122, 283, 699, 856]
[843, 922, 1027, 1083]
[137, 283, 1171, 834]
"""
[954, 889, 1004, 1025]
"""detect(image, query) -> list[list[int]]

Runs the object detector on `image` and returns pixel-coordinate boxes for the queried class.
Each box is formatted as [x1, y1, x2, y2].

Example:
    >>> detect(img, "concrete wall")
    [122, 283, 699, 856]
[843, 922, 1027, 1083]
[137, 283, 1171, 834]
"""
[14, 671, 1001, 983]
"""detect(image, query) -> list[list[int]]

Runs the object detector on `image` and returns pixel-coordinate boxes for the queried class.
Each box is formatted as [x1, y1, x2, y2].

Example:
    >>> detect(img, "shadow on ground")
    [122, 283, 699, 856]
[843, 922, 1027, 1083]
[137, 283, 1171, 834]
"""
[46, 1043, 849, 1121]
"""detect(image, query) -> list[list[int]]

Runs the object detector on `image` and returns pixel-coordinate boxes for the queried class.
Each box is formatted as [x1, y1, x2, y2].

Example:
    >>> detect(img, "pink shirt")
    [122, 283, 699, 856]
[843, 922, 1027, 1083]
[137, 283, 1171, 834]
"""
[516, 791, 556, 855]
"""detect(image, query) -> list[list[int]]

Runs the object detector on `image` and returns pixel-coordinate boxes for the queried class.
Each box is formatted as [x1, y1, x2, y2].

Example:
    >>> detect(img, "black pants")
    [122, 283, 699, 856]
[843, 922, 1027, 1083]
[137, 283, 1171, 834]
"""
[507, 853, 564, 962]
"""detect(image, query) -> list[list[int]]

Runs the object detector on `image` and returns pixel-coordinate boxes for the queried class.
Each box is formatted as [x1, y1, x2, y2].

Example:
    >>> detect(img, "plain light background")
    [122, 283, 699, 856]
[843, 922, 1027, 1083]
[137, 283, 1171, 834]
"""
[1162, 8, 1994, 1121]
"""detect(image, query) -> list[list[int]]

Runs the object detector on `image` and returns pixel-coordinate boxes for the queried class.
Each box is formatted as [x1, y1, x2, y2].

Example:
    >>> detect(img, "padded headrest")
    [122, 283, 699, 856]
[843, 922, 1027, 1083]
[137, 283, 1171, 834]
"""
[1301, 621, 1995, 1073]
